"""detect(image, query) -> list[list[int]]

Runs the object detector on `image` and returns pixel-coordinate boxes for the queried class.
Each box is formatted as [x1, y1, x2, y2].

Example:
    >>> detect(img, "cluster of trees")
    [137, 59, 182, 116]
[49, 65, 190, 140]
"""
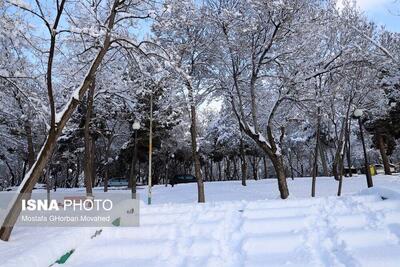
[0, 0, 399, 240]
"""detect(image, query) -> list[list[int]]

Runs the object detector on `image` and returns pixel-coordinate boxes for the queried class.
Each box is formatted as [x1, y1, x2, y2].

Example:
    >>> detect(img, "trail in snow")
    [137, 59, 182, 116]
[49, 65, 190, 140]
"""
[58, 192, 400, 267]
[0, 175, 400, 267]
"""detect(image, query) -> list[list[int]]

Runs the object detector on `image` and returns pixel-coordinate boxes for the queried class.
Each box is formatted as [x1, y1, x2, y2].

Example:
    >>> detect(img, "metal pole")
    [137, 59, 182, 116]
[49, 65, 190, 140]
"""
[131, 129, 138, 199]
[148, 92, 153, 205]
[359, 118, 373, 187]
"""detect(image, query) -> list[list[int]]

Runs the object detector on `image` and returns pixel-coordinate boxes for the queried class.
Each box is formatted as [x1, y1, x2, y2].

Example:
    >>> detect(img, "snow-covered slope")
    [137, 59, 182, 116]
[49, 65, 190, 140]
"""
[1, 175, 400, 267]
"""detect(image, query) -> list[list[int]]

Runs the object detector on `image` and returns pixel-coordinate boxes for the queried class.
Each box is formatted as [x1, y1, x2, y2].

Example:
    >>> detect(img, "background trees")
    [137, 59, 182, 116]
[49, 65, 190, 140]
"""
[0, 0, 399, 240]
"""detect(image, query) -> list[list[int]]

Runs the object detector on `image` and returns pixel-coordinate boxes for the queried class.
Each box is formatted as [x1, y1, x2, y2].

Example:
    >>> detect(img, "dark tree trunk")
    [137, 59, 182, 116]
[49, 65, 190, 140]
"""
[378, 134, 392, 175]
[346, 120, 352, 177]
[187, 81, 205, 202]
[234, 116, 289, 198]
[337, 142, 347, 196]
[338, 119, 351, 196]
[103, 139, 112, 192]
[287, 152, 294, 180]
[270, 155, 289, 199]
[311, 107, 321, 197]
[225, 157, 231, 180]
[21, 160, 27, 185]
[84, 80, 95, 196]
[263, 156, 269, 179]
[241, 159, 247, 186]
[210, 160, 213, 181]
[190, 106, 205, 202]
[24, 121, 35, 168]
[333, 118, 347, 181]
[218, 161, 222, 181]
[75, 155, 80, 188]
[5, 160, 16, 186]
[251, 156, 258, 180]
[319, 143, 329, 176]
[240, 133, 247, 186]
[232, 157, 238, 180]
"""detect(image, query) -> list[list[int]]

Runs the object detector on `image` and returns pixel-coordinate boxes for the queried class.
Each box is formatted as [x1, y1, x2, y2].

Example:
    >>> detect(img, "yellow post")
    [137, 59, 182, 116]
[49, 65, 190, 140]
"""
[369, 165, 376, 176]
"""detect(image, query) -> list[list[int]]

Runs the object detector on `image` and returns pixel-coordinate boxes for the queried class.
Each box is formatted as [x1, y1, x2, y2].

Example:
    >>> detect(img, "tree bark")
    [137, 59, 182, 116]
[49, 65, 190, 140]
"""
[103, 138, 112, 192]
[378, 134, 392, 175]
[240, 133, 247, 186]
[270, 154, 289, 199]
[84, 80, 95, 196]
[187, 82, 205, 202]
[319, 143, 329, 176]
[337, 141, 347, 196]
[251, 156, 258, 180]
[311, 107, 321, 197]
[190, 104, 205, 202]
[75, 154, 80, 188]
[346, 120, 352, 177]
[218, 161, 222, 181]
[210, 160, 213, 181]
[24, 121, 35, 168]
[232, 157, 238, 180]
[241, 159, 247, 186]
[287, 152, 294, 180]
[225, 157, 231, 180]
[5, 160, 16, 186]
[338, 118, 351, 196]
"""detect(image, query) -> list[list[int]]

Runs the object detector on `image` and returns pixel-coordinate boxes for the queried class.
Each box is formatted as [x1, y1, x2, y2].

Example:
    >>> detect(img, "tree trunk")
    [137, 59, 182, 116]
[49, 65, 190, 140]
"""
[333, 118, 347, 181]
[190, 105, 205, 202]
[319, 143, 329, 176]
[311, 107, 321, 197]
[346, 120, 352, 177]
[232, 157, 238, 180]
[287, 152, 294, 180]
[218, 161, 222, 181]
[225, 157, 231, 180]
[84, 80, 95, 196]
[188, 82, 205, 202]
[210, 160, 213, 181]
[206, 160, 211, 181]
[378, 134, 392, 175]
[337, 142, 346, 196]
[271, 154, 289, 199]
[232, 107, 289, 198]
[241, 158, 247, 186]
[103, 139, 111, 192]
[24, 121, 35, 168]
[5, 160, 16, 186]
[338, 119, 350, 196]
[263, 156, 269, 179]
[239, 130, 247, 186]
[251, 156, 259, 180]
[75, 155, 80, 188]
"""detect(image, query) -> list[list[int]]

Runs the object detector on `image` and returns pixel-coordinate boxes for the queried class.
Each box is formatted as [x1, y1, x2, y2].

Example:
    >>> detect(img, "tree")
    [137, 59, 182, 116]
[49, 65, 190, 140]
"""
[0, 0, 153, 241]
[152, 0, 217, 202]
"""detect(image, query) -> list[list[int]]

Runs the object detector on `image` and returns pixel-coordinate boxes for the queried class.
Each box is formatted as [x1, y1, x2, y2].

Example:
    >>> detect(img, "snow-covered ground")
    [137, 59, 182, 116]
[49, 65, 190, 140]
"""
[1, 175, 400, 267]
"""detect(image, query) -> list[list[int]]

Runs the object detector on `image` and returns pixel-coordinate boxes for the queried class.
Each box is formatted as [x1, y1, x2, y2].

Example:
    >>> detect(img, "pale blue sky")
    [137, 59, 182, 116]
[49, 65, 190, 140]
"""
[350, 0, 400, 32]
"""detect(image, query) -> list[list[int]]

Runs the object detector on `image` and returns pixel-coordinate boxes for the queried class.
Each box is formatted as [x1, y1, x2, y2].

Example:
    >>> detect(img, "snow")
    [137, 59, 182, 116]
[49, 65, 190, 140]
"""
[1, 175, 400, 267]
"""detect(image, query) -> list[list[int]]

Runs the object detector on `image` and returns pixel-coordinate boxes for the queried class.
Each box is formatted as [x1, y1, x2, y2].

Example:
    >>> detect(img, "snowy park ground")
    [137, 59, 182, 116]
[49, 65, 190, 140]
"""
[1, 174, 400, 267]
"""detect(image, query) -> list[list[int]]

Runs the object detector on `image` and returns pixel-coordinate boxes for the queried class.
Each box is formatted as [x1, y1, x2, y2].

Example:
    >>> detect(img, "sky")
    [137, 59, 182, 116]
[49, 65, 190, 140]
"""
[349, 0, 400, 32]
